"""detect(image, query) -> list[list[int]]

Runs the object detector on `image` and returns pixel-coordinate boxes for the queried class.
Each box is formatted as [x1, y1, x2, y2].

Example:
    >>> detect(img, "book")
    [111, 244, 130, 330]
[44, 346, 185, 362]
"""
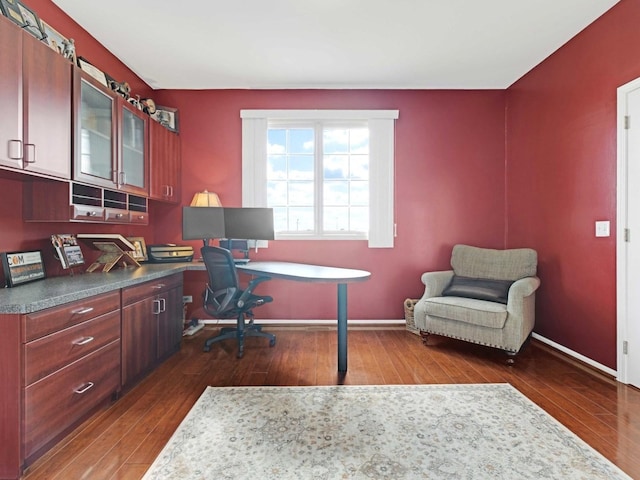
[51, 234, 85, 269]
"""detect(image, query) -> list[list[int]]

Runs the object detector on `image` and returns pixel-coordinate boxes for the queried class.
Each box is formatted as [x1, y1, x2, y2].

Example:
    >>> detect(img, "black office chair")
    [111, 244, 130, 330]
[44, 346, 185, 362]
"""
[199, 246, 276, 358]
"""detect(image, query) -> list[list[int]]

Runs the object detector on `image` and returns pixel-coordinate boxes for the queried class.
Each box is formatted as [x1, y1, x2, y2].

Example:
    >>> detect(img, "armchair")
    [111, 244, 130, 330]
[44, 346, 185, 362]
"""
[198, 246, 276, 358]
[414, 244, 540, 363]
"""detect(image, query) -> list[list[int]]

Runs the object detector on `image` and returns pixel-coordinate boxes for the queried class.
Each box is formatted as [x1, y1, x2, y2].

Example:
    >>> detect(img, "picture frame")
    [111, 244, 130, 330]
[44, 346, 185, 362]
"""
[0, 0, 25, 28]
[1, 250, 46, 287]
[127, 236, 148, 262]
[77, 57, 109, 88]
[151, 106, 179, 133]
[40, 19, 67, 55]
[16, 1, 45, 40]
[51, 234, 85, 269]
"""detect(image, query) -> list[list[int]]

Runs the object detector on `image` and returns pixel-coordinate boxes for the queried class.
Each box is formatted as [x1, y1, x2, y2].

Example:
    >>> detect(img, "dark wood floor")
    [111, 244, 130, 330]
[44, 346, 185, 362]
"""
[22, 326, 640, 479]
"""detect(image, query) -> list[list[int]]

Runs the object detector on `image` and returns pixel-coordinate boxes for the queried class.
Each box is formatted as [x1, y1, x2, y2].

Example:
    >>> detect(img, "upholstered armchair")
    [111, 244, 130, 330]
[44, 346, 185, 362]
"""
[414, 244, 540, 363]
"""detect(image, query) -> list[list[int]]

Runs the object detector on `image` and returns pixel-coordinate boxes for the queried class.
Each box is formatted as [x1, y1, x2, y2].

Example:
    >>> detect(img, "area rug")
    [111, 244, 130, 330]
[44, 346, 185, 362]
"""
[142, 384, 630, 479]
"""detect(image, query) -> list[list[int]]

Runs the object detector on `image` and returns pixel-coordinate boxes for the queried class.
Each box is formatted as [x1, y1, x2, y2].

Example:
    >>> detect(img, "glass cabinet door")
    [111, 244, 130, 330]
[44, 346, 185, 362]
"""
[120, 107, 146, 191]
[78, 79, 114, 184]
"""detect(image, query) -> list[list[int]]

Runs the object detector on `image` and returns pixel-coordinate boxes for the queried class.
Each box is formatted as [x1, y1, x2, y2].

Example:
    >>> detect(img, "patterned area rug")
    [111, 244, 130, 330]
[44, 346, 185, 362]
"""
[142, 384, 630, 479]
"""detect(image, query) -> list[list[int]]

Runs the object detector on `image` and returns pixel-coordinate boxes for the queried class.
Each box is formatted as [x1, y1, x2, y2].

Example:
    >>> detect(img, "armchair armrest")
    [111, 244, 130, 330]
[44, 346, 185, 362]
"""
[507, 276, 540, 302]
[420, 270, 454, 298]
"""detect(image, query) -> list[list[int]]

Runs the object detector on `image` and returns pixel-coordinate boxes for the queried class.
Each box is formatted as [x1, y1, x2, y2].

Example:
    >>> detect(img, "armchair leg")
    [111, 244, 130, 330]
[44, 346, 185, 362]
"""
[419, 331, 430, 345]
[505, 351, 517, 366]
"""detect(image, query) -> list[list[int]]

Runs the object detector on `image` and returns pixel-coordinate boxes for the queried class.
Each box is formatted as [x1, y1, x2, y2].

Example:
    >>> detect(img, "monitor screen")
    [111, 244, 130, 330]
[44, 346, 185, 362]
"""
[182, 207, 226, 242]
[223, 207, 275, 240]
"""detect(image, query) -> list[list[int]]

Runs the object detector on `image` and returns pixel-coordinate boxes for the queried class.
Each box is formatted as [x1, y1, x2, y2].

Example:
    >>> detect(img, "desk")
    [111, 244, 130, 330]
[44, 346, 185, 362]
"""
[236, 261, 371, 373]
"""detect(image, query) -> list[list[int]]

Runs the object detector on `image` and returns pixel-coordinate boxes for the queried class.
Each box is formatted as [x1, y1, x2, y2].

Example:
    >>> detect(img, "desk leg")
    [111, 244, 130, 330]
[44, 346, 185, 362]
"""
[337, 283, 348, 373]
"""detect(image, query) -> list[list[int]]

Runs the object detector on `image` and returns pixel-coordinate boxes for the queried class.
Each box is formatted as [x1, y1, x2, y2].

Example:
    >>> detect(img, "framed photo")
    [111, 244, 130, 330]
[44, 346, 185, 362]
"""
[1, 250, 46, 287]
[51, 234, 85, 269]
[151, 106, 179, 133]
[78, 57, 109, 88]
[16, 1, 45, 40]
[40, 19, 67, 54]
[127, 237, 148, 262]
[0, 0, 25, 28]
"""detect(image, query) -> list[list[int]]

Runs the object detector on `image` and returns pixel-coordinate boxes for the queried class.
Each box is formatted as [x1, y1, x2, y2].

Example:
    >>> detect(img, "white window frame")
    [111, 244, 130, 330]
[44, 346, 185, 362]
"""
[241, 109, 398, 248]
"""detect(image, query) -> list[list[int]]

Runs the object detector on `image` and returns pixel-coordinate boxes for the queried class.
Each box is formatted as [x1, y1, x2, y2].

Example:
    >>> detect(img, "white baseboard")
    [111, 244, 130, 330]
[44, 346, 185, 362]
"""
[531, 333, 617, 378]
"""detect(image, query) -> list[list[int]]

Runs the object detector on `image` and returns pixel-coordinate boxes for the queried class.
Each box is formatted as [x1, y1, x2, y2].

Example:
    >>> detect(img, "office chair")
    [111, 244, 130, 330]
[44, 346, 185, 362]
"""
[199, 246, 276, 358]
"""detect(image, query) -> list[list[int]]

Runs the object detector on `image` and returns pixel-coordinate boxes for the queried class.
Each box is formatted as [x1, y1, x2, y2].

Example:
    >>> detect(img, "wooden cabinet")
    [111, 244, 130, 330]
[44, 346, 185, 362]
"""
[22, 291, 121, 462]
[0, 17, 71, 180]
[73, 69, 148, 196]
[23, 179, 149, 224]
[121, 273, 183, 386]
[149, 120, 181, 203]
[0, 271, 184, 478]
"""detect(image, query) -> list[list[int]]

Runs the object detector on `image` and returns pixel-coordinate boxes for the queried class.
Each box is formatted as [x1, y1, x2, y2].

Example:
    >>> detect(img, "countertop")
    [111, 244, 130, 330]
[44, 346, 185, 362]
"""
[0, 263, 205, 314]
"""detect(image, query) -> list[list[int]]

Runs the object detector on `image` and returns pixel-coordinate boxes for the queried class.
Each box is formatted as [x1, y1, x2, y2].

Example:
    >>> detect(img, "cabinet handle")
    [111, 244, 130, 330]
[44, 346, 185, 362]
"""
[112, 170, 118, 183]
[119, 171, 126, 185]
[152, 284, 166, 289]
[24, 143, 36, 165]
[153, 299, 161, 314]
[71, 307, 94, 315]
[160, 297, 166, 313]
[8, 139, 23, 160]
[115, 213, 124, 218]
[74, 382, 95, 394]
[72, 336, 95, 346]
[86, 211, 98, 217]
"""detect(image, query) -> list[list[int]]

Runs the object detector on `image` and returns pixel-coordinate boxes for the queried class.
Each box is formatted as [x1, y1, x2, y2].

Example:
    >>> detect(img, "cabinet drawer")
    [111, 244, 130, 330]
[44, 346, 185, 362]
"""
[71, 204, 104, 221]
[23, 290, 120, 342]
[104, 208, 129, 223]
[129, 211, 148, 224]
[24, 311, 120, 385]
[23, 340, 120, 459]
[122, 273, 183, 305]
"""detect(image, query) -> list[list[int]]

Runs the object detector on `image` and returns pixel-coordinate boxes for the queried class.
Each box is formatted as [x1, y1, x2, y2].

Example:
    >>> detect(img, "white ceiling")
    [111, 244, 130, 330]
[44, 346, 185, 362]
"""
[51, 0, 619, 90]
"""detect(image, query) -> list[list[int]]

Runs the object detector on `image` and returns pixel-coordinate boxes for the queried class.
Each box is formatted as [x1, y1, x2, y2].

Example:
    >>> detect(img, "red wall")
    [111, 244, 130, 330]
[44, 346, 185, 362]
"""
[506, 0, 640, 368]
[152, 89, 507, 321]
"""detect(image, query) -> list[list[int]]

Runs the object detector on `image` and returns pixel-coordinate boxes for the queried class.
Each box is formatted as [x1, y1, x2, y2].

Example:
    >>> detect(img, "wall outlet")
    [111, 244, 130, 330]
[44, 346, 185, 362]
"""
[183, 295, 193, 303]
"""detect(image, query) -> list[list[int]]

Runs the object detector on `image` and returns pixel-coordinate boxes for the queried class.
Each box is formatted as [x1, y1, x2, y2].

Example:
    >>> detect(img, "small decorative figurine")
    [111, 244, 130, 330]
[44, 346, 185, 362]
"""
[61, 38, 76, 64]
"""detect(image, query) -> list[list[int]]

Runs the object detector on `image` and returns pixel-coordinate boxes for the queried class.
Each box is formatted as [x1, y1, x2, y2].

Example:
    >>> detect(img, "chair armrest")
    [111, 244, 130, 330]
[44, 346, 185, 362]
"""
[507, 276, 540, 302]
[237, 276, 271, 306]
[419, 270, 454, 298]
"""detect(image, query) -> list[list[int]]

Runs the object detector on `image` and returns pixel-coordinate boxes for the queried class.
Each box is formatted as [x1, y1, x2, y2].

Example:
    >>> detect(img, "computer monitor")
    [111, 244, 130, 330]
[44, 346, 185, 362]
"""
[223, 207, 275, 241]
[182, 206, 226, 246]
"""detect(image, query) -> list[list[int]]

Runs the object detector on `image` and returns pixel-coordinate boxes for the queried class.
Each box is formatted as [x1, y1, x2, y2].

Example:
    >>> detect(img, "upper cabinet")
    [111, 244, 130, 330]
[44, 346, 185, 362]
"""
[149, 119, 181, 203]
[0, 17, 71, 180]
[73, 69, 149, 196]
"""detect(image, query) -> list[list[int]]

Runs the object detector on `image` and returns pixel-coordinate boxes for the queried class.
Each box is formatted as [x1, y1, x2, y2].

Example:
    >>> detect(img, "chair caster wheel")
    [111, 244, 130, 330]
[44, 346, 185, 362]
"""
[269, 338, 276, 347]
[203, 345, 211, 352]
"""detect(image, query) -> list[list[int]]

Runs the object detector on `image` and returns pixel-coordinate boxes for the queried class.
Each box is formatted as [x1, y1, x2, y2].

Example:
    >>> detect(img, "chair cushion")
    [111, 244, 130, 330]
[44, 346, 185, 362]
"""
[442, 275, 513, 304]
[423, 297, 508, 329]
[451, 244, 537, 281]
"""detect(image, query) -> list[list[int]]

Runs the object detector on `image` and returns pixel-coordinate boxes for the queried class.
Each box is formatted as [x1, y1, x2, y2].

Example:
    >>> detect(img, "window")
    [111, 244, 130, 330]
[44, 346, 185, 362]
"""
[241, 110, 398, 247]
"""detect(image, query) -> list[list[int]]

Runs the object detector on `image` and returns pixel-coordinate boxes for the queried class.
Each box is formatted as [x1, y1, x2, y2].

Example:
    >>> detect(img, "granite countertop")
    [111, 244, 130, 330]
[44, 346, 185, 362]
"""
[0, 263, 205, 314]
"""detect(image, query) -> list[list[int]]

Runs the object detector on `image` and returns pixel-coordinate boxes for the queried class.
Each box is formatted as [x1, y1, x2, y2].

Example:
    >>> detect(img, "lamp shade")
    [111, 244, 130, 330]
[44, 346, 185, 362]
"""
[190, 190, 222, 207]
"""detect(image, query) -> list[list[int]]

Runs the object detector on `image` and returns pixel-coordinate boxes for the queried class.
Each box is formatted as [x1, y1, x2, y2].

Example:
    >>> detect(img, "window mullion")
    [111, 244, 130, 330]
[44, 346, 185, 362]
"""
[315, 122, 323, 236]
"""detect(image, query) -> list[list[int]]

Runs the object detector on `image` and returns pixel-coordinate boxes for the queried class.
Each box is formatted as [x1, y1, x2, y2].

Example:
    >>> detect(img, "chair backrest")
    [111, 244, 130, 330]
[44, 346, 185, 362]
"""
[201, 246, 239, 314]
[451, 244, 537, 281]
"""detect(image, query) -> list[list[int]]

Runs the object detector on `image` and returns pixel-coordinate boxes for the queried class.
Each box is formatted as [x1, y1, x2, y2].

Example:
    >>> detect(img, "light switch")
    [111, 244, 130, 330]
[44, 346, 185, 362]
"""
[595, 221, 610, 237]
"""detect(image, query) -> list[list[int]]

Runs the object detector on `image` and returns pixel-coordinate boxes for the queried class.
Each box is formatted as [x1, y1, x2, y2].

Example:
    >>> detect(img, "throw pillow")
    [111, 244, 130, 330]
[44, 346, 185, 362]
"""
[442, 275, 513, 304]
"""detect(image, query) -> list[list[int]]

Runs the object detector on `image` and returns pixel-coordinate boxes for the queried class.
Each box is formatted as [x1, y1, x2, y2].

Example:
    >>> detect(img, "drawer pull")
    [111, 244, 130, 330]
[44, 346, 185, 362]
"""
[72, 336, 95, 346]
[152, 284, 166, 289]
[71, 307, 94, 315]
[74, 382, 95, 394]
